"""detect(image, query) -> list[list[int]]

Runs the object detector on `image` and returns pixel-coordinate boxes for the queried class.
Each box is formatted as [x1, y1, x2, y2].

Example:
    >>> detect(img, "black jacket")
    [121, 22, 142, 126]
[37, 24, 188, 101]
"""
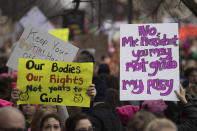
[177, 94, 197, 131]
[91, 103, 125, 131]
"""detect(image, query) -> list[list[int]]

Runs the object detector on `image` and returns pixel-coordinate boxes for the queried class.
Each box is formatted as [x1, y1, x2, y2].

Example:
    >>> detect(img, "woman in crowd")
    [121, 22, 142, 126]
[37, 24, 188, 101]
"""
[182, 67, 197, 88]
[127, 111, 157, 131]
[186, 84, 197, 96]
[40, 113, 61, 131]
[174, 85, 197, 131]
[31, 105, 58, 131]
[19, 104, 37, 130]
[65, 113, 94, 131]
[145, 118, 177, 131]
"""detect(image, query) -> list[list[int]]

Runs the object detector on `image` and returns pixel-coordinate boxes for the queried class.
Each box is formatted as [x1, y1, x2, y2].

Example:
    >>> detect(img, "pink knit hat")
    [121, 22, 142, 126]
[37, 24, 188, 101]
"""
[0, 99, 13, 107]
[0, 73, 9, 77]
[0, 72, 18, 78]
[0, 72, 18, 89]
[116, 105, 139, 125]
[11, 82, 17, 89]
[141, 99, 167, 114]
[12, 72, 18, 79]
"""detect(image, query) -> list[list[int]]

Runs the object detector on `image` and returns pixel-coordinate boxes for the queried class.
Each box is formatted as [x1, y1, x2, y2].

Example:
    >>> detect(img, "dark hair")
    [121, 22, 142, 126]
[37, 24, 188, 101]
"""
[98, 74, 119, 91]
[106, 88, 123, 110]
[0, 76, 12, 101]
[76, 50, 95, 63]
[186, 84, 197, 96]
[184, 67, 197, 78]
[65, 113, 92, 131]
[75, 50, 96, 70]
[98, 64, 110, 75]
[40, 113, 61, 130]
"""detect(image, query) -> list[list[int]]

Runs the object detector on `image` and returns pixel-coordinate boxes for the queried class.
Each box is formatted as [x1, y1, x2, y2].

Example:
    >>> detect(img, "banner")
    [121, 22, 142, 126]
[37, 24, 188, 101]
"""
[120, 23, 179, 101]
[17, 58, 93, 107]
[49, 28, 69, 42]
[6, 25, 78, 70]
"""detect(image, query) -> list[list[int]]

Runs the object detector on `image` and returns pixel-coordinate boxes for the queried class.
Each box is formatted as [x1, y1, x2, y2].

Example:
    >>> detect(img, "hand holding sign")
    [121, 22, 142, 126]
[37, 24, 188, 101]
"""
[86, 84, 96, 100]
[175, 85, 187, 104]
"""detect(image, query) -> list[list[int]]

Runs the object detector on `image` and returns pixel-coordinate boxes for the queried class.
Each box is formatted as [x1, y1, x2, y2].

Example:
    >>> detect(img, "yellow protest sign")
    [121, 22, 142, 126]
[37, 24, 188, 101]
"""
[49, 28, 69, 42]
[17, 58, 93, 107]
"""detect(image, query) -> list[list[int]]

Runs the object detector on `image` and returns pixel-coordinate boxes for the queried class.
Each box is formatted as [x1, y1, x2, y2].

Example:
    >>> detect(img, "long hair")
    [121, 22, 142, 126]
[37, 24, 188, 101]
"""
[40, 113, 61, 130]
[65, 113, 92, 131]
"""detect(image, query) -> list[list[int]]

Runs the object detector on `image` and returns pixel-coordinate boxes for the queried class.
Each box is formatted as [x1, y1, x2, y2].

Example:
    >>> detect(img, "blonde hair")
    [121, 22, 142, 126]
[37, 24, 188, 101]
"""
[127, 111, 157, 131]
[145, 118, 177, 131]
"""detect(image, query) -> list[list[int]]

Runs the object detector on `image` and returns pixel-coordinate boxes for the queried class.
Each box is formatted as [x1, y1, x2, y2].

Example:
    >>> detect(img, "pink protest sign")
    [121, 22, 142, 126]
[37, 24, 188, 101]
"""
[120, 23, 179, 101]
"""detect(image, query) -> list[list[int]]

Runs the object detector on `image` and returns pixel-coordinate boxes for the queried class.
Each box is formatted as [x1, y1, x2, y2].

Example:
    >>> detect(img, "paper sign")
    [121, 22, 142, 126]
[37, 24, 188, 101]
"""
[49, 28, 69, 42]
[120, 23, 179, 101]
[17, 58, 93, 107]
[74, 34, 109, 61]
[19, 6, 54, 31]
[6, 25, 79, 70]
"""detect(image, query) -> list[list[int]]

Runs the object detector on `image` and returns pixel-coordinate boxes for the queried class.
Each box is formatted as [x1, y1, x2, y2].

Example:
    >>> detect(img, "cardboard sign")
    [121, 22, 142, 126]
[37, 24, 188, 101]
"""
[19, 6, 54, 31]
[6, 25, 78, 70]
[120, 23, 179, 101]
[74, 34, 109, 60]
[17, 58, 93, 107]
[49, 28, 69, 42]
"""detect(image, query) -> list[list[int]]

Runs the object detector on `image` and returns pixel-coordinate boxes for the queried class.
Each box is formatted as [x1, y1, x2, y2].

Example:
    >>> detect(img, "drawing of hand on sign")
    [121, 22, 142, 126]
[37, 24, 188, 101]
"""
[74, 94, 83, 103]
[19, 90, 29, 101]
[19, 38, 34, 51]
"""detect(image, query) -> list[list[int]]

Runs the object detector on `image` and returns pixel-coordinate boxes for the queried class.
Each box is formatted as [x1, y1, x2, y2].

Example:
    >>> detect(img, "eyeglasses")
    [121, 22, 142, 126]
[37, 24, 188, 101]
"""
[0, 128, 25, 131]
[75, 126, 95, 131]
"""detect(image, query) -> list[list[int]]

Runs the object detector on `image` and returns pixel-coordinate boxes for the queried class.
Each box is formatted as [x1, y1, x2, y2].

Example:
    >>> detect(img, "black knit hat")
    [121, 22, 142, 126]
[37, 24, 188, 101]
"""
[98, 64, 110, 75]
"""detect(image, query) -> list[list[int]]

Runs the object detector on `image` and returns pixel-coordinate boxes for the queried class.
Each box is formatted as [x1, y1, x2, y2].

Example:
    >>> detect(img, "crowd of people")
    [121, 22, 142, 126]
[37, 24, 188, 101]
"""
[1, 0, 197, 129]
[0, 48, 197, 131]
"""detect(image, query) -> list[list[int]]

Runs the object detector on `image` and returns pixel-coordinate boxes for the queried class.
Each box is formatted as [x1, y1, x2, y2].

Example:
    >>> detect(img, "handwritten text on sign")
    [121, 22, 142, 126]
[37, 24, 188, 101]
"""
[6, 25, 78, 70]
[120, 23, 179, 101]
[17, 58, 93, 107]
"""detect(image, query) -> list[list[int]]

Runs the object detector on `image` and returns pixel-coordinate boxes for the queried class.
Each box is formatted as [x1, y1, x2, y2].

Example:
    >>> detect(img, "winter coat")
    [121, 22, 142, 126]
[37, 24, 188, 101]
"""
[91, 103, 125, 131]
[177, 94, 197, 131]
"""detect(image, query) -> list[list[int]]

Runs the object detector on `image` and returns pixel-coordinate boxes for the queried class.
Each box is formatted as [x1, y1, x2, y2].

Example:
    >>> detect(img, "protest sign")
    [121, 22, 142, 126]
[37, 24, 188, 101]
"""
[19, 6, 54, 31]
[74, 34, 109, 61]
[49, 28, 69, 42]
[120, 23, 179, 101]
[17, 58, 93, 107]
[6, 25, 79, 70]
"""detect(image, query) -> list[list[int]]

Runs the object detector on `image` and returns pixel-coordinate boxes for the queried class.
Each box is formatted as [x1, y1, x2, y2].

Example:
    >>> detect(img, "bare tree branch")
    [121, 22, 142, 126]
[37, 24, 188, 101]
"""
[181, 0, 197, 17]
[141, 0, 164, 21]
